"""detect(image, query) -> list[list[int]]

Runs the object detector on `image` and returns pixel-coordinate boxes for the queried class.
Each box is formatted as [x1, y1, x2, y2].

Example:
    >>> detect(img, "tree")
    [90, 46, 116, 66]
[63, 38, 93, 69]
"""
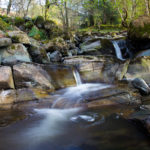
[7, 0, 12, 15]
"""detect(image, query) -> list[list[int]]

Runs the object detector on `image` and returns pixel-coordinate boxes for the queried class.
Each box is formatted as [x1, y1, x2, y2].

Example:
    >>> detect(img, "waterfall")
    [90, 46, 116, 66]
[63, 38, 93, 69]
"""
[112, 40, 125, 61]
[73, 69, 82, 86]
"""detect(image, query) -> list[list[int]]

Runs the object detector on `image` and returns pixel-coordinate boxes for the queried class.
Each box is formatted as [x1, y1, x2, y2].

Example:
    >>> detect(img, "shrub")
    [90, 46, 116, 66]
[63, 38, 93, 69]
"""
[28, 26, 47, 40]
[14, 17, 25, 26]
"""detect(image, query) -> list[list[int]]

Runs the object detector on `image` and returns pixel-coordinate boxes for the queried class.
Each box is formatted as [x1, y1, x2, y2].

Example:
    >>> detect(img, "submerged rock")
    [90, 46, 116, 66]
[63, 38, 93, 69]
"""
[131, 78, 150, 95]
[0, 38, 12, 47]
[0, 66, 15, 90]
[0, 43, 32, 65]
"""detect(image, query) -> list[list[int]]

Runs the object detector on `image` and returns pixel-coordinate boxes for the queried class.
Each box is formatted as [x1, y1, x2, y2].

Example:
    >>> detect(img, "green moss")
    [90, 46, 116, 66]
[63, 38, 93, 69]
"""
[14, 17, 25, 27]
[25, 21, 34, 29]
[0, 18, 11, 31]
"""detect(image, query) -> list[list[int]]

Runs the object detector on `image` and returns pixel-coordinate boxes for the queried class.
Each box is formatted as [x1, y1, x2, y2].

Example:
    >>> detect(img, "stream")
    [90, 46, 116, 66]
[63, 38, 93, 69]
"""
[0, 70, 150, 150]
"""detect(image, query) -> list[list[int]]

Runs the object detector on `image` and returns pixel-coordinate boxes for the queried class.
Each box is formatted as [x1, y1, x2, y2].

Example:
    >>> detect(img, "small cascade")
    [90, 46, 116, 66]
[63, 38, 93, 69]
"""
[73, 69, 82, 86]
[112, 40, 125, 61]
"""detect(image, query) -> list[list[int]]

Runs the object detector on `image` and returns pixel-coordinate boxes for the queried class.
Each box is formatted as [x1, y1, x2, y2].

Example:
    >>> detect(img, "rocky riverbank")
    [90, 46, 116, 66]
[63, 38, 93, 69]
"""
[1, 16, 150, 135]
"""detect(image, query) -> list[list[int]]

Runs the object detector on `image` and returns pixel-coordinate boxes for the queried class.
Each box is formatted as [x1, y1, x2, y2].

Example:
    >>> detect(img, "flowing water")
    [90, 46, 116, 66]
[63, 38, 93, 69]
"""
[112, 40, 125, 61]
[0, 70, 150, 150]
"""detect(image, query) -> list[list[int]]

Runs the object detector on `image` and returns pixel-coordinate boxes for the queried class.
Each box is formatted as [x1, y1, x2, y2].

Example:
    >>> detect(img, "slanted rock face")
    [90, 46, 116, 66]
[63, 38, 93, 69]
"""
[0, 38, 12, 47]
[79, 38, 101, 55]
[7, 31, 31, 45]
[0, 66, 15, 90]
[42, 64, 76, 89]
[0, 43, 32, 65]
[13, 63, 54, 90]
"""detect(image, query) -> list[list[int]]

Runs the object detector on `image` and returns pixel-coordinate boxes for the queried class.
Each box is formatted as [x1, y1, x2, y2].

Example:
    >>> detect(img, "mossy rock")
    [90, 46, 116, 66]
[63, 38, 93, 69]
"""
[34, 16, 45, 28]
[44, 20, 56, 30]
[14, 17, 25, 27]
[25, 21, 34, 29]
[128, 16, 150, 40]
[0, 18, 11, 31]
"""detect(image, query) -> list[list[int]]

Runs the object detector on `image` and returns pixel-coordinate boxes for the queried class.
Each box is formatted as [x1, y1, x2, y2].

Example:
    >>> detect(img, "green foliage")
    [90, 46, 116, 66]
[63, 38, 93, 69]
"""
[25, 21, 34, 29]
[28, 26, 47, 40]
[0, 18, 11, 31]
[0, 15, 13, 25]
[14, 17, 25, 26]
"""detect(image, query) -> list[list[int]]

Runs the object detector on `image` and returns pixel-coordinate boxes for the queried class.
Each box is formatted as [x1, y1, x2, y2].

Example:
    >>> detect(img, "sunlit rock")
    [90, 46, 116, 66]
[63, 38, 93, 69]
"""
[13, 63, 54, 89]
[0, 43, 32, 65]
[7, 31, 31, 45]
[0, 66, 15, 90]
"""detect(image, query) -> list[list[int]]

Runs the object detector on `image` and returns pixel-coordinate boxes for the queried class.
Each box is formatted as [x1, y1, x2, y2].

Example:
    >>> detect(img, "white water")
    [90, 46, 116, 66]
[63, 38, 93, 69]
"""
[73, 69, 82, 85]
[51, 83, 111, 108]
[27, 71, 111, 143]
[112, 40, 125, 61]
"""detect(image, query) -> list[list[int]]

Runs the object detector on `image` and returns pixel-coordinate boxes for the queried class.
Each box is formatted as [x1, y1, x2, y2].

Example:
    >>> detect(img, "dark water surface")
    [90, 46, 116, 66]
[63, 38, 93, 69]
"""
[0, 105, 150, 150]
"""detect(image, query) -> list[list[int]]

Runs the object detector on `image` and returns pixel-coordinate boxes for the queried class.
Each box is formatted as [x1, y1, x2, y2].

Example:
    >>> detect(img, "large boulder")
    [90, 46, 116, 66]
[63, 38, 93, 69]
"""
[128, 16, 150, 50]
[7, 31, 31, 45]
[28, 45, 50, 64]
[0, 38, 12, 47]
[0, 43, 32, 65]
[13, 63, 54, 90]
[0, 66, 15, 90]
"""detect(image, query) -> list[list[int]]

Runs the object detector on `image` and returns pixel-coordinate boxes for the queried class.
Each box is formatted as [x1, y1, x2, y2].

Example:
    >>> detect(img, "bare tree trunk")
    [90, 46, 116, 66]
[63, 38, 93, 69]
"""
[145, 0, 150, 16]
[64, 1, 69, 33]
[24, 0, 32, 17]
[7, 0, 12, 15]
